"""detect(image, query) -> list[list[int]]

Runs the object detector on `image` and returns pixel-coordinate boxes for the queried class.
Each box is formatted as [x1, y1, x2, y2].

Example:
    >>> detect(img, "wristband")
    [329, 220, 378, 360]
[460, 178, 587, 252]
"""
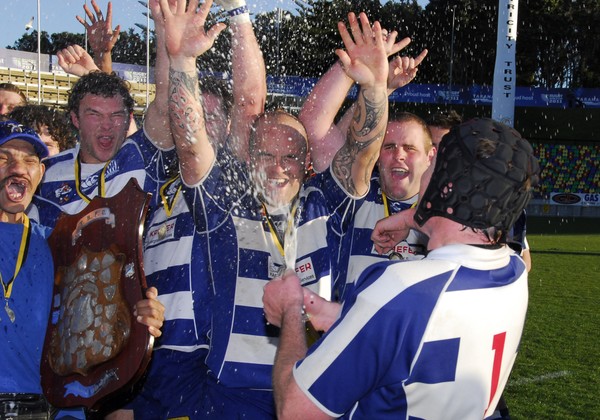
[228, 5, 250, 23]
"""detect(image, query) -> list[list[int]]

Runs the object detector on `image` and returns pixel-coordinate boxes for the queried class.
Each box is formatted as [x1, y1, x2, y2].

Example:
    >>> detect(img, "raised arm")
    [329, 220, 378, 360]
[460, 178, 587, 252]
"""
[76, 0, 120, 73]
[215, 0, 266, 163]
[57, 44, 100, 76]
[142, 0, 175, 149]
[330, 12, 389, 197]
[298, 61, 354, 172]
[159, 0, 225, 185]
[300, 32, 423, 173]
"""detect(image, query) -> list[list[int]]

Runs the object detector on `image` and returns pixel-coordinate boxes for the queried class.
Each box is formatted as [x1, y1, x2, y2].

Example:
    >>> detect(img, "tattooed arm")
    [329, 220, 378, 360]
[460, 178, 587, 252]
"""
[158, 0, 226, 185]
[331, 12, 389, 197]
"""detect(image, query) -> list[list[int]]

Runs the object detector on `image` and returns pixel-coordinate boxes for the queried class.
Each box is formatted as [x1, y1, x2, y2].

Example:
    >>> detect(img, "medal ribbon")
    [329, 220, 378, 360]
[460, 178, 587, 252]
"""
[382, 192, 417, 218]
[1, 215, 31, 300]
[74, 155, 110, 203]
[159, 175, 182, 217]
[261, 200, 298, 258]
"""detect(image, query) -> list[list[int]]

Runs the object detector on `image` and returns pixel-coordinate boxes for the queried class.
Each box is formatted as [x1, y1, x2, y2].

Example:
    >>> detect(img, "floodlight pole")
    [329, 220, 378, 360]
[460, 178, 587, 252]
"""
[84, 0, 88, 52]
[37, 0, 41, 104]
[448, 5, 456, 104]
[146, 2, 150, 108]
[276, 7, 281, 77]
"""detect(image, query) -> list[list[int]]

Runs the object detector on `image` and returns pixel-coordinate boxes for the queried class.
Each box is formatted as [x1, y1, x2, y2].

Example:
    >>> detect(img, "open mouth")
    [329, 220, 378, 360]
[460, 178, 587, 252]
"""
[98, 135, 114, 149]
[5, 178, 28, 201]
[268, 178, 289, 188]
[390, 168, 409, 178]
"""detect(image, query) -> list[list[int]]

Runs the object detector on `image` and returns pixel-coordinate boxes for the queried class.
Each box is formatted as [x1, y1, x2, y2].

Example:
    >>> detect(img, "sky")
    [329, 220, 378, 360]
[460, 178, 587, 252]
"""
[1, 0, 428, 50]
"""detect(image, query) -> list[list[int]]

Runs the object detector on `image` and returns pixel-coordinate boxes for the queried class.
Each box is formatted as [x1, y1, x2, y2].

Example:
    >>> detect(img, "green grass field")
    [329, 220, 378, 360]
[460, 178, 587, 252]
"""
[504, 234, 600, 419]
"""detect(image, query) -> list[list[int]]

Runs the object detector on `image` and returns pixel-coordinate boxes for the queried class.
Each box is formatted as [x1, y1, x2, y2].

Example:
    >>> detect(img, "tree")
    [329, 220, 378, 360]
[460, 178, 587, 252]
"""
[5, 0, 600, 88]
[504, 0, 599, 88]
[416, 0, 500, 86]
[111, 29, 147, 67]
[9, 30, 53, 54]
[50, 32, 85, 53]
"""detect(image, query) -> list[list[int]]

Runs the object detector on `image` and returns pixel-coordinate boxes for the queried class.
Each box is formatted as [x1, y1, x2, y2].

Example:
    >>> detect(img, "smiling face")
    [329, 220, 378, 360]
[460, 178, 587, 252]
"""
[71, 94, 131, 164]
[377, 119, 435, 201]
[0, 139, 45, 223]
[250, 113, 308, 208]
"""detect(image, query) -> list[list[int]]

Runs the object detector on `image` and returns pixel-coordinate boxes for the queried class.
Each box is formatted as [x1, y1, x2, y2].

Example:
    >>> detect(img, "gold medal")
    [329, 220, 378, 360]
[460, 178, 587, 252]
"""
[389, 252, 403, 261]
[158, 224, 168, 240]
[5, 301, 15, 323]
[1, 216, 31, 324]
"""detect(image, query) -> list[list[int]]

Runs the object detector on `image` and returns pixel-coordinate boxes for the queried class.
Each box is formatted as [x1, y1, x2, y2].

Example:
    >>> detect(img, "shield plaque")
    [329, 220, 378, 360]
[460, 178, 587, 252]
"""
[41, 179, 153, 412]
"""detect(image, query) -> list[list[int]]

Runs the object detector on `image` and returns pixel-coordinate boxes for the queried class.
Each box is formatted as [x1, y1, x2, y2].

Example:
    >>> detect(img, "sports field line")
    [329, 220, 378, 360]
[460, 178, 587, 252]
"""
[507, 370, 571, 387]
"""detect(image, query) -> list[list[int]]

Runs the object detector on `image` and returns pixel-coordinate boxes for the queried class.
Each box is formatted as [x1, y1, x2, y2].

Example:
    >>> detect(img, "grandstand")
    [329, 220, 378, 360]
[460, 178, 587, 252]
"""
[0, 66, 155, 114]
[533, 142, 600, 197]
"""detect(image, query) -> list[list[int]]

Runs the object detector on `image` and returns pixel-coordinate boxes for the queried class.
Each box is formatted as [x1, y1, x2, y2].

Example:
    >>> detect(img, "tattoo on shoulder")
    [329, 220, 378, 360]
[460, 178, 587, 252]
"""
[332, 89, 387, 194]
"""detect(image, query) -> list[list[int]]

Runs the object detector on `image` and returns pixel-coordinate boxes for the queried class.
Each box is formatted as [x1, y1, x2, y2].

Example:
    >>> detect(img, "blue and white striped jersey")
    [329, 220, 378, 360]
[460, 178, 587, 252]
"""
[143, 175, 212, 354]
[301, 170, 429, 303]
[294, 244, 528, 419]
[29, 128, 175, 228]
[182, 149, 333, 391]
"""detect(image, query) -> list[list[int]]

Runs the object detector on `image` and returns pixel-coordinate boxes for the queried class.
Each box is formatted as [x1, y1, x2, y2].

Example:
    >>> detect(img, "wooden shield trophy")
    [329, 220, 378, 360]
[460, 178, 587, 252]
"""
[41, 179, 153, 412]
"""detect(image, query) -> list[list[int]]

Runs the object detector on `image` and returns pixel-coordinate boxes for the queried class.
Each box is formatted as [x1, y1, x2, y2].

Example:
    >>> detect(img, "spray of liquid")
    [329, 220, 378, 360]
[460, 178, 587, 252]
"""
[283, 214, 297, 272]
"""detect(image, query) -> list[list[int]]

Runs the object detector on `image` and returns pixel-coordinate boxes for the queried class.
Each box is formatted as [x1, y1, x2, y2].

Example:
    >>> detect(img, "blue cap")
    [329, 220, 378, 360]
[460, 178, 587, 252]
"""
[0, 120, 49, 159]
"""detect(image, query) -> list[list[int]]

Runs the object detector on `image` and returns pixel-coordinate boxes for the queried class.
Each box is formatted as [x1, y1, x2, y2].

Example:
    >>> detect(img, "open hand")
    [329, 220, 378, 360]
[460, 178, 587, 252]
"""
[157, 0, 226, 65]
[57, 44, 99, 76]
[335, 12, 388, 88]
[76, 0, 120, 56]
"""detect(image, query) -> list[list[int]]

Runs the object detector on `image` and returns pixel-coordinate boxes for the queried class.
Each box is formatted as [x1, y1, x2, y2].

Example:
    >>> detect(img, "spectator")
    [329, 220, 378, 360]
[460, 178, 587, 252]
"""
[426, 109, 463, 148]
[0, 83, 27, 115]
[9, 104, 77, 156]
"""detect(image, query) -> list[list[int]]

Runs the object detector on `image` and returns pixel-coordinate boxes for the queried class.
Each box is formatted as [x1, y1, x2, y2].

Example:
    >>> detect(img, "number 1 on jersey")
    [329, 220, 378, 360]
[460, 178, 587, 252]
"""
[489, 332, 507, 408]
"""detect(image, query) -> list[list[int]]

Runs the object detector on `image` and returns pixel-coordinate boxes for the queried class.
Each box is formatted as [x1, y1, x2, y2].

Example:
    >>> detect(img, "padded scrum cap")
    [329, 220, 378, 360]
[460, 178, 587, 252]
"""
[414, 118, 539, 231]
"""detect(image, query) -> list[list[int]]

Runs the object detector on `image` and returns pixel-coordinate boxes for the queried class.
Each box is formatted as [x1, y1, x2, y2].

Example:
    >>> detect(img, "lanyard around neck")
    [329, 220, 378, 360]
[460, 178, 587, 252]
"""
[159, 176, 182, 217]
[261, 200, 298, 258]
[74, 155, 110, 203]
[382, 192, 417, 218]
[1, 215, 31, 299]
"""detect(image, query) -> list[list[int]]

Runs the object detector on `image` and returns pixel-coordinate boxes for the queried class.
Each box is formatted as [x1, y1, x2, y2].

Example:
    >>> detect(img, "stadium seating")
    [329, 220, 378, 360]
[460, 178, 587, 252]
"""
[533, 142, 600, 196]
[0, 66, 155, 113]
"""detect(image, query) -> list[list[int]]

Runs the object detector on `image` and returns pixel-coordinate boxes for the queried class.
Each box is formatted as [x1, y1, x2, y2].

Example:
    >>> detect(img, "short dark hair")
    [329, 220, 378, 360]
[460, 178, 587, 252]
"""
[9, 104, 77, 151]
[426, 109, 463, 129]
[67, 71, 134, 116]
[389, 111, 433, 152]
[0, 83, 28, 104]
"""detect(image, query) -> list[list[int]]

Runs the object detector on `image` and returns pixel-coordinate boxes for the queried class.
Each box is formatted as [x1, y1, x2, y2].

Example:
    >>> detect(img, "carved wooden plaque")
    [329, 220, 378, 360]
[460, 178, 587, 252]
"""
[41, 179, 153, 412]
